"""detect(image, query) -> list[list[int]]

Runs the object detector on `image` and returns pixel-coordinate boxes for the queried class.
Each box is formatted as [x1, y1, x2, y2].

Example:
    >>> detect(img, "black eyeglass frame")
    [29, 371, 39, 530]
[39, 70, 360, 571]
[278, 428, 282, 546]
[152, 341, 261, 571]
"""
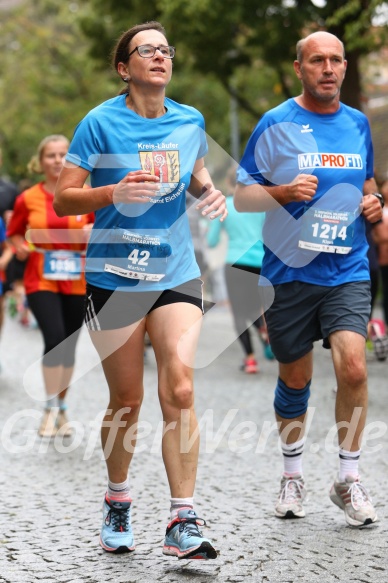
[128, 45, 175, 59]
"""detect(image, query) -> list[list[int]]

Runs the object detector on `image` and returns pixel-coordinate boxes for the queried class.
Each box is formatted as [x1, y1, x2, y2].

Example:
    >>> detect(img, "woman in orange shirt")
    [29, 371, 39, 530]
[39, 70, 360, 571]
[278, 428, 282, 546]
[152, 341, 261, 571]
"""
[7, 135, 94, 437]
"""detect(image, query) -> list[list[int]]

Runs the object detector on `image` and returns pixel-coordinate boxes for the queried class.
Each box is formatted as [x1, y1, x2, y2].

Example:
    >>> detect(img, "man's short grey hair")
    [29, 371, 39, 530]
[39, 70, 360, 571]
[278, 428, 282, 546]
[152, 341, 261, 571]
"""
[296, 33, 345, 63]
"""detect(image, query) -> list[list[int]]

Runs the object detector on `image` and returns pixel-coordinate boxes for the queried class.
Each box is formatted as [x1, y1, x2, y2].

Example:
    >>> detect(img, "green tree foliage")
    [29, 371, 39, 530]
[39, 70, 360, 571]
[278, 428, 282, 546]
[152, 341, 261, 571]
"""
[1, 0, 386, 178]
[0, 0, 116, 181]
[79, 0, 388, 155]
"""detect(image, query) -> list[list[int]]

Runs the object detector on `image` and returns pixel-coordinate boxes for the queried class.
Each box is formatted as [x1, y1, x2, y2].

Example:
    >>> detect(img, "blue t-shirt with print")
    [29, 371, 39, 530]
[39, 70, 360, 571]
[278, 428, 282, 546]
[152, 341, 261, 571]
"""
[66, 95, 207, 290]
[237, 98, 374, 286]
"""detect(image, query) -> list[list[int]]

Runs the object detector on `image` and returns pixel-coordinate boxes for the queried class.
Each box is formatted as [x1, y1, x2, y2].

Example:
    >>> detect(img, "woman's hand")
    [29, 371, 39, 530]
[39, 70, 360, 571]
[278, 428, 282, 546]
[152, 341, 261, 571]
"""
[196, 183, 228, 222]
[9, 236, 30, 261]
[112, 170, 160, 205]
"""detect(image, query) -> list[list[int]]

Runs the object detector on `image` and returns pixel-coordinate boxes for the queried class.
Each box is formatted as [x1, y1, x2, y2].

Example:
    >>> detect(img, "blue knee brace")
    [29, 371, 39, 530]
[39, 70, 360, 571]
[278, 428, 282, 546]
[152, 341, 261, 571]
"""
[274, 378, 311, 419]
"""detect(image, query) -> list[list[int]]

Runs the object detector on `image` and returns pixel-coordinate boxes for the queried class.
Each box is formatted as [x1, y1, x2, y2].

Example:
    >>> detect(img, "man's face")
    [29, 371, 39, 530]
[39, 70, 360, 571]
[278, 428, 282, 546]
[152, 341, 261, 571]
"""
[294, 35, 347, 104]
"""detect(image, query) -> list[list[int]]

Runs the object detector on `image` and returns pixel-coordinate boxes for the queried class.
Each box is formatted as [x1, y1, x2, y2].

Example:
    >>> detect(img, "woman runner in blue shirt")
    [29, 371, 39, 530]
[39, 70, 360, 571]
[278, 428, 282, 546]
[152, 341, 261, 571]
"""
[55, 21, 226, 559]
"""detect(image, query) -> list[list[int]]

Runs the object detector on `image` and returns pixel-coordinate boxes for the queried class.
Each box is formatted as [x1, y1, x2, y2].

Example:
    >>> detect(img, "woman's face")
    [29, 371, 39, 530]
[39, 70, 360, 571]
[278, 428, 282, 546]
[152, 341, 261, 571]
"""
[122, 29, 173, 90]
[40, 140, 68, 182]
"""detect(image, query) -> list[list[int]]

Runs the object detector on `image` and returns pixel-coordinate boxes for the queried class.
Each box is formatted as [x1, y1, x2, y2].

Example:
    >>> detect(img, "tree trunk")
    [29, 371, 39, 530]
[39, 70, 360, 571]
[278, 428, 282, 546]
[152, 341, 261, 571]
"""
[339, 49, 363, 111]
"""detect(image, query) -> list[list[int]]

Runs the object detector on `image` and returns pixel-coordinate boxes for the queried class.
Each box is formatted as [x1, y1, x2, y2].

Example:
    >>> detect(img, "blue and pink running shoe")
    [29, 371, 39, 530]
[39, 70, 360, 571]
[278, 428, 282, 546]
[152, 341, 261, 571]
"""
[163, 508, 217, 560]
[100, 495, 135, 553]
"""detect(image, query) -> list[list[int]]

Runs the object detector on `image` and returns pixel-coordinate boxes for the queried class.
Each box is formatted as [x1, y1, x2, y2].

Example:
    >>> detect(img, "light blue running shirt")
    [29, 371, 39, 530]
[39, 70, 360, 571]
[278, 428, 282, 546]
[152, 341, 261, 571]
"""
[207, 196, 265, 267]
[237, 98, 374, 286]
[66, 95, 207, 291]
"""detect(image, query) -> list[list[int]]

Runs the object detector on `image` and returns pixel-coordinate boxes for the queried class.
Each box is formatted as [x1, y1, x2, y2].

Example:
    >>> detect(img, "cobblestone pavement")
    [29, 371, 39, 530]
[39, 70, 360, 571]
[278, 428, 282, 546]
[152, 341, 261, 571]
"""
[0, 306, 387, 583]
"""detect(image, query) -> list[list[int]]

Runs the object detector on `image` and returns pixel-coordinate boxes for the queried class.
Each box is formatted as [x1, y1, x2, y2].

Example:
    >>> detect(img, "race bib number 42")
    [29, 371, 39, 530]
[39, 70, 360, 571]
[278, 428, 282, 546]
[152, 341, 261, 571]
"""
[299, 208, 355, 254]
[104, 228, 172, 281]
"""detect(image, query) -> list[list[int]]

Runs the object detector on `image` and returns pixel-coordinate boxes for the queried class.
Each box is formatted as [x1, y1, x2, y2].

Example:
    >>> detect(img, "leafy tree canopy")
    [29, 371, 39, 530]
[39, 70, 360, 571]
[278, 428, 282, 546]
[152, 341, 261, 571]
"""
[0, 0, 387, 179]
[0, 0, 116, 181]
[78, 0, 388, 161]
[80, 0, 388, 109]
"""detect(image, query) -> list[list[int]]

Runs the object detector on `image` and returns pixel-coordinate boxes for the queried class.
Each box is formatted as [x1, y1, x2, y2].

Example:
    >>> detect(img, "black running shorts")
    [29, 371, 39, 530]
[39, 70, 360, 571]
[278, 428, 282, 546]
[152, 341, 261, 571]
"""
[85, 278, 204, 331]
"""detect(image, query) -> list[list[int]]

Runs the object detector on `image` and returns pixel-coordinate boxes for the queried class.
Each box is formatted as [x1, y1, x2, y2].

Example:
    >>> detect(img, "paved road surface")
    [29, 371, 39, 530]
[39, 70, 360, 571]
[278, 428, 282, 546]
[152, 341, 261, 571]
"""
[0, 306, 387, 582]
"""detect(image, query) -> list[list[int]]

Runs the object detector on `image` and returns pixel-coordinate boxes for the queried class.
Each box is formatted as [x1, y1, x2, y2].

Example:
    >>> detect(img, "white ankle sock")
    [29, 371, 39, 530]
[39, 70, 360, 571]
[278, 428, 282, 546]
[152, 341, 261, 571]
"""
[338, 448, 360, 481]
[281, 437, 305, 476]
[108, 478, 131, 501]
[170, 497, 194, 520]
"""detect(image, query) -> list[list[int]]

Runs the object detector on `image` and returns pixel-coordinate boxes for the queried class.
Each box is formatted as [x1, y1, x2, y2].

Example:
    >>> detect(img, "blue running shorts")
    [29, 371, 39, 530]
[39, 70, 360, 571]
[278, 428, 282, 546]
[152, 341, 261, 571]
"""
[265, 280, 371, 364]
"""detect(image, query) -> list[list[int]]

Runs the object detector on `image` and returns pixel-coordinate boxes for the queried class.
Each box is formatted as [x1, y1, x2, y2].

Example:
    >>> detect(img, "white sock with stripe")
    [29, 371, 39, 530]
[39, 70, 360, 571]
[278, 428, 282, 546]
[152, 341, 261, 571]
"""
[281, 437, 306, 476]
[338, 448, 360, 481]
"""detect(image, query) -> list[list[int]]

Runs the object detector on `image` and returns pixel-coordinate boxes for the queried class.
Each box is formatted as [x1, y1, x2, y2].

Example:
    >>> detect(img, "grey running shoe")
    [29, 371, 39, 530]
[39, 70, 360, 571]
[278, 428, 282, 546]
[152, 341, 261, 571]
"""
[275, 474, 306, 518]
[329, 476, 378, 527]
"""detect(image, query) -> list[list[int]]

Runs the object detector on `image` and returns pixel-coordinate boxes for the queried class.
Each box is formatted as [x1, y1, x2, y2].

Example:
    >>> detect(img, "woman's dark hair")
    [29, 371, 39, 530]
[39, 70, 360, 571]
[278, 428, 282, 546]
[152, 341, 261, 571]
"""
[112, 21, 167, 94]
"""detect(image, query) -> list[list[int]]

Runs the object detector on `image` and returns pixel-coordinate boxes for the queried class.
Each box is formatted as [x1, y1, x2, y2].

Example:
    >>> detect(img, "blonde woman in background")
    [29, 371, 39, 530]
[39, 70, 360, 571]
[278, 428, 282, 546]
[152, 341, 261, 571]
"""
[7, 135, 94, 437]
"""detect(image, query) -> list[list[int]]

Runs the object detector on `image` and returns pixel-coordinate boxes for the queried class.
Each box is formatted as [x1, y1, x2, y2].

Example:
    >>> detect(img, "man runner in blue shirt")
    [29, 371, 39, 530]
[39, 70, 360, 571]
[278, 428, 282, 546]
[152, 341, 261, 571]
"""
[235, 31, 383, 527]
